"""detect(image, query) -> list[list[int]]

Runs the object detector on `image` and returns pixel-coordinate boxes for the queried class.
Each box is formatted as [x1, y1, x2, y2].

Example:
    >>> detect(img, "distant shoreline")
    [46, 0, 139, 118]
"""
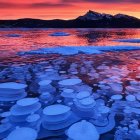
[0, 10, 140, 28]
[0, 27, 140, 29]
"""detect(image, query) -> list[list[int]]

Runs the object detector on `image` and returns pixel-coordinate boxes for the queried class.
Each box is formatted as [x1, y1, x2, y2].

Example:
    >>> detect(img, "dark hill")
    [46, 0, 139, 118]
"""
[0, 11, 140, 28]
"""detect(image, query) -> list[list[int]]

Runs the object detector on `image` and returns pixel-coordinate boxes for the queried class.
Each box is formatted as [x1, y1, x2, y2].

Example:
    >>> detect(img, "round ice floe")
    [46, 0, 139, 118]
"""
[97, 65, 109, 70]
[67, 120, 100, 140]
[42, 113, 79, 131]
[38, 80, 52, 86]
[99, 85, 110, 90]
[79, 98, 96, 106]
[39, 92, 53, 102]
[111, 95, 123, 100]
[26, 114, 40, 123]
[61, 89, 75, 98]
[98, 106, 110, 114]
[0, 82, 27, 90]
[58, 78, 82, 86]
[59, 71, 66, 74]
[76, 91, 90, 100]
[49, 32, 70, 36]
[0, 82, 27, 102]
[42, 104, 79, 131]
[17, 98, 39, 107]
[10, 98, 41, 116]
[1, 111, 11, 118]
[63, 89, 74, 93]
[74, 97, 96, 113]
[43, 104, 70, 116]
[126, 95, 136, 101]
[7, 127, 37, 140]
[10, 103, 41, 116]
[40, 92, 51, 97]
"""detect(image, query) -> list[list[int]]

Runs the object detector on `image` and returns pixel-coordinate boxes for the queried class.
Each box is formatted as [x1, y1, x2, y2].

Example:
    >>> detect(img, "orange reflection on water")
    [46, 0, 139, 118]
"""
[0, 28, 140, 58]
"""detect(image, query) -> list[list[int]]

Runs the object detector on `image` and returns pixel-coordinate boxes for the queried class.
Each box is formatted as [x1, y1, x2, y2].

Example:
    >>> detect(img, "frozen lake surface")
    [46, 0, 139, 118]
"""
[0, 28, 140, 140]
[0, 28, 140, 58]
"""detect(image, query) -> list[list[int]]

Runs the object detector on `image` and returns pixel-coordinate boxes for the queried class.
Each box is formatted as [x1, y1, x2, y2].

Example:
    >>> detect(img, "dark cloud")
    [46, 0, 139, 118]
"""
[0, 0, 139, 9]
[30, 2, 73, 8]
[62, 0, 140, 3]
[0, 2, 21, 8]
[0, 2, 73, 9]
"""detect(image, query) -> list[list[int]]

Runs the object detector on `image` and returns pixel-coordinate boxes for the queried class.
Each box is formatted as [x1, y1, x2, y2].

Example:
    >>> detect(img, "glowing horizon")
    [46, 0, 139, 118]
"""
[0, 0, 139, 20]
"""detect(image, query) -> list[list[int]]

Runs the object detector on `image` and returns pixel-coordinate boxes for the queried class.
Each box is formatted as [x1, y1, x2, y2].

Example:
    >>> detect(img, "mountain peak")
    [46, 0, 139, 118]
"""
[114, 14, 129, 18]
[0, 10, 139, 28]
[87, 10, 101, 15]
[114, 13, 138, 20]
[77, 10, 103, 20]
[77, 10, 113, 20]
[77, 10, 139, 21]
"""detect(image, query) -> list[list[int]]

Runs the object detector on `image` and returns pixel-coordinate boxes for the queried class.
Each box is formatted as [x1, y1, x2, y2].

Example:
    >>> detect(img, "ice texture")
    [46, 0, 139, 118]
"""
[49, 32, 70, 36]
[6, 127, 37, 140]
[67, 120, 100, 140]
[114, 39, 140, 43]
[6, 34, 21, 38]
[0, 82, 27, 101]
[1, 50, 140, 140]
[0, 82, 27, 89]
[19, 46, 140, 56]
[59, 78, 82, 86]
[43, 104, 71, 116]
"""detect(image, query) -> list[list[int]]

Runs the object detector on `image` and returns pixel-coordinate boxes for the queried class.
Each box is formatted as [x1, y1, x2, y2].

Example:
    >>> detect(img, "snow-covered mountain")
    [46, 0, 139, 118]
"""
[77, 10, 139, 21]
[114, 14, 138, 20]
[0, 10, 139, 28]
[77, 10, 113, 20]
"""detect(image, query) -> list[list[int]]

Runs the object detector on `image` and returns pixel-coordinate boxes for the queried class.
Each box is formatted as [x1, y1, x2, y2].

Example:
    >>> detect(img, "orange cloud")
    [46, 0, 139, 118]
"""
[0, 0, 139, 19]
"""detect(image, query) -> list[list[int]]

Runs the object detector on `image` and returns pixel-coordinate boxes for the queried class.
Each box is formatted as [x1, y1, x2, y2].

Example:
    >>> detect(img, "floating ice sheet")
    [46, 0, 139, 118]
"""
[0, 82, 27, 101]
[67, 120, 100, 140]
[38, 80, 52, 86]
[5, 34, 22, 38]
[17, 98, 39, 107]
[6, 127, 37, 140]
[76, 91, 91, 100]
[111, 95, 123, 100]
[58, 78, 82, 86]
[19, 45, 140, 56]
[49, 32, 70, 36]
[113, 39, 140, 43]
[43, 104, 70, 116]
[126, 95, 136, 101]
[0, 82, 27, 90]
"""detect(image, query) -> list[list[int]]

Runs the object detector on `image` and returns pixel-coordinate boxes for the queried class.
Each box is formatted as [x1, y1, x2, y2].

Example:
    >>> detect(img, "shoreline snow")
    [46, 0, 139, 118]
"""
[113, 39, 140, 43]
[19, 45, 140, 56]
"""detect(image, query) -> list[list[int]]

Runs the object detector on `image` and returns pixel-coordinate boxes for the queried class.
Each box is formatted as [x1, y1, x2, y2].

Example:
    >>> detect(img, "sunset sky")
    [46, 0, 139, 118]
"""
[0, 0, 140, 20]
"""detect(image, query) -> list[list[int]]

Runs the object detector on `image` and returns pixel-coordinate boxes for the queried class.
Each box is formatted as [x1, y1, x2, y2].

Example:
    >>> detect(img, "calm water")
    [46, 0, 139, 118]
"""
[0, 28, 140, 59]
